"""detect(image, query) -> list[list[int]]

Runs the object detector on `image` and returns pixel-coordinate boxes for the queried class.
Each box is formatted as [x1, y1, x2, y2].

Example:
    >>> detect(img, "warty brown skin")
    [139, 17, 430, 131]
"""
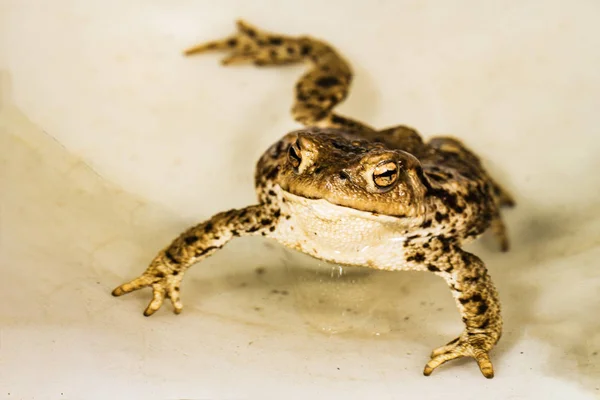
[112, 20, 515, 378]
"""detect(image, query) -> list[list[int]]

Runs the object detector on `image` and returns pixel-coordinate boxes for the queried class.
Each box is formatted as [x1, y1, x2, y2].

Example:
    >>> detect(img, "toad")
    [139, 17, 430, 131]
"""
[112, 21, 515, 378]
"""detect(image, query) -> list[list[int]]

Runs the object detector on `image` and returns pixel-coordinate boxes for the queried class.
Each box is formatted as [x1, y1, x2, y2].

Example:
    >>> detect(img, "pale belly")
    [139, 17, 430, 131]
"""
[272, 192, 425, 271]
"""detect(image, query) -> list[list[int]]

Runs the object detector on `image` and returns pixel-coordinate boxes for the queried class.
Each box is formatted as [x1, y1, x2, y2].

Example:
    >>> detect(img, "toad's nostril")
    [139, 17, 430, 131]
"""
[339, 171, 349, 180]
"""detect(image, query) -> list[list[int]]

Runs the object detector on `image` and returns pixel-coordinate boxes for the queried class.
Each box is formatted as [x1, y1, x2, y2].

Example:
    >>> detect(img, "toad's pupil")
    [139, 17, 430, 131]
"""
[288, 145, 301, 167]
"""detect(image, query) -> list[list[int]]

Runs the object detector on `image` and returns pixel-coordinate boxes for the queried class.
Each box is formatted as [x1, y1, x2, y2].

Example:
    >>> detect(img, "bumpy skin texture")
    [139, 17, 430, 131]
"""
[113, 20, 515, 378]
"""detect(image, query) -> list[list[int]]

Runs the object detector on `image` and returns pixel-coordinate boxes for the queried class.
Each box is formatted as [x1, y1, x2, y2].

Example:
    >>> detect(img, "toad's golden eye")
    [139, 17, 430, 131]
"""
[373, 160, 399, 189]
[287, 141, 302, 169]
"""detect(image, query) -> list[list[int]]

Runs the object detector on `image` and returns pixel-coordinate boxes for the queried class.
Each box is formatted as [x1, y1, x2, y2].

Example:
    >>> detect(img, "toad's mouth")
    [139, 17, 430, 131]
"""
[280, 189, 417, 223]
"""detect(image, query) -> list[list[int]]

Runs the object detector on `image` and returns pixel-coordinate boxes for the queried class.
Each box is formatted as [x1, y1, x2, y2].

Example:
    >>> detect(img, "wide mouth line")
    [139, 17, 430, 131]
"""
[280, 188, 408, 220]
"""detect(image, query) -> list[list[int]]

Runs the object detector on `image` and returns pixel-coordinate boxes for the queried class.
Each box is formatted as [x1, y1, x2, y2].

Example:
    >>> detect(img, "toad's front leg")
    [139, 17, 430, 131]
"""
[421, 244, 502, 378]
[112, 205, 278, 316]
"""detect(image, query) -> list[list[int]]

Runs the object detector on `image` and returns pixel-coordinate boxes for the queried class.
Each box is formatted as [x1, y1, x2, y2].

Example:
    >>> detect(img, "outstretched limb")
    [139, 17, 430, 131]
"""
[112, 205, 279, 316]
[422, 243, 502, 378]
[184, 20, 374, 133]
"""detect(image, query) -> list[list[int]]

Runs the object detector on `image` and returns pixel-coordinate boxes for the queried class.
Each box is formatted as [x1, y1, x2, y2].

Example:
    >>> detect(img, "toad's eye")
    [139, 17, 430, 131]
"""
[373, 161, 399, 189]
[288, 141, 302, 169]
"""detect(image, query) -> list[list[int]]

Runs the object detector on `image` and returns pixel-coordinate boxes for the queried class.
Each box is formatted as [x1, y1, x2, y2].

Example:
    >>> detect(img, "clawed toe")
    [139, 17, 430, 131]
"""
[423, 334, 495, 378]
[112, 270, 184, 316]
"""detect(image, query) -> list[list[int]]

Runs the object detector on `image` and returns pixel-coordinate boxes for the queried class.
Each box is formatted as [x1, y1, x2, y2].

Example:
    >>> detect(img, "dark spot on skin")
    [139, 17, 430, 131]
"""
[329, 95, 338, 103]
[227, 38, 237, 47]
[232, 229, 239, 237]
[165, 251, 178, 264]
[269, 49, 277, 58]
[261, 219, 272, 226]
[407, 234, 420, 241]
[204, 222, 213, 233]
[274, 209, 281, 218]
[471, 294, 483, 302]
[428, 188, 464, 213]
[285, 215, 291, 220]
[271, 289, 279, 294]
[413, 252, 426, 263]
[421, 220, 432, 229]
[437, 235, 452, 252]
[451, 284, 462, 292]
[331, 115, 345, 125]
[269, 226, 275, 232]
[261, 232, 266, 236]
[300, 44, 311, 55]
[273, 141, 285, 157]
[314, 110, 328, 120]
[245, 28, 257, 38]
[423, 243, 430, 249]
[156, 271, 165, 278]
[172, 271, 179, 276]
[427, 172, 448, 182]
[265, 166, 280, 180]
[255, 267, 265, 275]
[269, 37, 283, 45]
[316, 76, 341, 88]
[427, 264, 440, 272]
[465, 190, 480, 204]
[463, 276, 480, 283]
[239, 209, 248, 218]
[477, 319, 490, 329]
[444, 265, 453, 272]
[477, 302, 489, 314]
[286, 46, 295, 54]
[242, 218, 250, 224]
[184, 235, 198, 245]
[460, 251, 470, 264]
[268, 190, 276, 197]
[435, 212, 447, 223]
[246, 226, 260, 233]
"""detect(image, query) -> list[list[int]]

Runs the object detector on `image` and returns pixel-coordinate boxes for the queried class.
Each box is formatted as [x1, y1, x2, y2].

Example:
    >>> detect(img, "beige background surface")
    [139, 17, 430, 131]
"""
[1, 1, 599, 399]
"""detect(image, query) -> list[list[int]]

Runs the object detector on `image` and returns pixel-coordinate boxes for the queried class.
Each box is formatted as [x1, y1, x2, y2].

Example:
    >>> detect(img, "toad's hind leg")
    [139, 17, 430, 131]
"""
[184, 20, 374, 133]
